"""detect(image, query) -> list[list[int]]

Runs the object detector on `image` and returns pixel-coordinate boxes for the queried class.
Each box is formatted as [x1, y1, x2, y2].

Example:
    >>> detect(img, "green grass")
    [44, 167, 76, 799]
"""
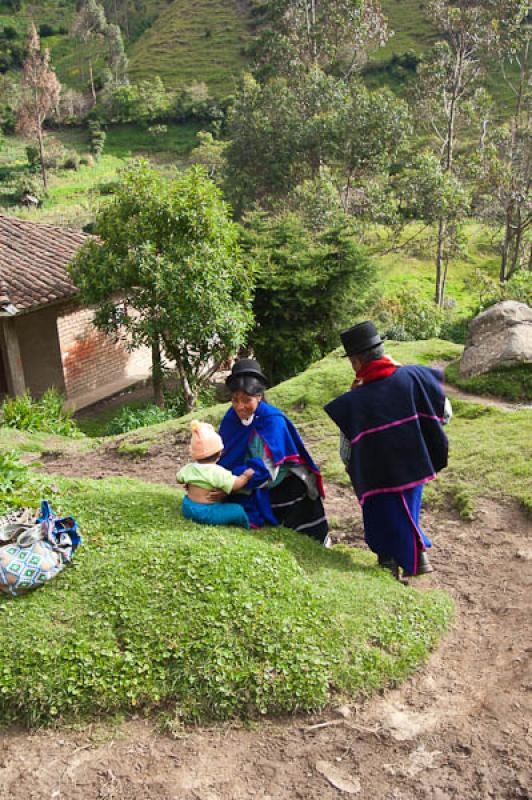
[0, 474, 452, 727]
[445, 361, 532, 404]
[0, 123, 199, 226]
[372, 222, 501, 317]
[378, 0, 438, 62]
[2, 338, 530, 726]
[128, 0, 251, 95]
[116, 338, 530, 513]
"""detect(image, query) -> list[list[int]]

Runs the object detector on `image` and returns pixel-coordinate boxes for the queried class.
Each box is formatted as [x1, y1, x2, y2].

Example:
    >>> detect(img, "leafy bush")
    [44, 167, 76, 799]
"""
[88, 120, 106, 159]
[1, 390, 81, 437]
[63, 153, 80, 171]
[25, 144, 40, 172]
[370, 287, 444, 341]
[12, 174, 44, 206]
[106, 403, 176, 435]
[0, 451, 30, 496]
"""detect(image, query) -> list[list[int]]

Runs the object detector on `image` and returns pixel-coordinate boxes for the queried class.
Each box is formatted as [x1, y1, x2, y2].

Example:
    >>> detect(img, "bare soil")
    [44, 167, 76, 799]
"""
[2, 444, 531, 800]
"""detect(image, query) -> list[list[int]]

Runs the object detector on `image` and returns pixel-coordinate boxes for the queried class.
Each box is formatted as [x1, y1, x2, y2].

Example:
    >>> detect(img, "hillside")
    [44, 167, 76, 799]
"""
[0, 0, 509, 97]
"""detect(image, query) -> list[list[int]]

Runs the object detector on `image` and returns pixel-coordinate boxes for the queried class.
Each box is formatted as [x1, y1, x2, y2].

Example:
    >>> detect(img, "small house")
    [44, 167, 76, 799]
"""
[0, 214, 151, 409]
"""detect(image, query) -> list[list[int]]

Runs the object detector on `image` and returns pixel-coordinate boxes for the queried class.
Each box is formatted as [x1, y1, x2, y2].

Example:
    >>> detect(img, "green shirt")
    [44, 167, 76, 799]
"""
[176, 462, 236, 494]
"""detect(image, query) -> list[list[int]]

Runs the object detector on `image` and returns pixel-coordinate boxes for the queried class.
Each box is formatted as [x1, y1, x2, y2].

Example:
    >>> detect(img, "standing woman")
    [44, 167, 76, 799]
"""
[218, 359, 330, 545]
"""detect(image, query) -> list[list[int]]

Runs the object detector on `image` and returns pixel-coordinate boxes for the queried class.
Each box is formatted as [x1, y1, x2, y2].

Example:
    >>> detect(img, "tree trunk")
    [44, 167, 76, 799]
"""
[37, 124, 48, 191]
[500, 39, 528, 283]
[435, 218, 446, 306]
[151, 337, 164, 407]
[500, 204, 513, 283]
[89, 59, 96, 103]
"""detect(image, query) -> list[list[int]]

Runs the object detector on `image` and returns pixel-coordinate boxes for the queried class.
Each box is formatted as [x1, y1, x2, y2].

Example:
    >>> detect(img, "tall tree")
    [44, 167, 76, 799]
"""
[71, 0, 108, 102]
[243, 210, 374, 383]
[485, 0, 531, 281]
[105, 23, 128, 86]
[414, 1, 496, 305]
[254, 0, 388, 77]
[69, 162, 254, 410]
[16, 25, 61, 191]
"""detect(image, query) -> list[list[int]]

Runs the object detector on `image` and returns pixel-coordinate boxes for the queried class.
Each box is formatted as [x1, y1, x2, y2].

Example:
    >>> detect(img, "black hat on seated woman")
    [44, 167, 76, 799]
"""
[225, 358, 269, 394]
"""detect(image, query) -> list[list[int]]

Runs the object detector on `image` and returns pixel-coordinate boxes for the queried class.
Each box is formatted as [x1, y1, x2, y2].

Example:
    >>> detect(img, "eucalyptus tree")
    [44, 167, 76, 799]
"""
[414, 1, 499, 305]
[254, 0, 389, 77]
[71, 0, 108, 102]
[479, 0, 531, 281]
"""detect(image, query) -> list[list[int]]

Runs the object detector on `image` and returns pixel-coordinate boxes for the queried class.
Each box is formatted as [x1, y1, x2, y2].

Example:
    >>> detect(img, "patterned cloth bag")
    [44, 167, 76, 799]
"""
[0, 501, 81, 597]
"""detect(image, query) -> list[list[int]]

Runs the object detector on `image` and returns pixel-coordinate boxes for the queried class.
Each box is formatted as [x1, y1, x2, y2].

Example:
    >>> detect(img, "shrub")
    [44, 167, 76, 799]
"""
[1, 389, 81, 437]
[370, 287, 444, 341]
[88, 120, 106, 159]
[79, 153, 94, 167]
[12, 174, 44, 206]
[0, 451, 30, 496]
[38, 23, 57, 37]
[105, 403, 176, 435]
[25, 144, 40, 172]
[63, 152, 80, 171]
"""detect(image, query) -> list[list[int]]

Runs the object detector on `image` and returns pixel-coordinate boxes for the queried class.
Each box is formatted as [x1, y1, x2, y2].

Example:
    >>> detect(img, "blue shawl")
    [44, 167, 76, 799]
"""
[324, 365, 448, 505]
[219, 400, 324, 527]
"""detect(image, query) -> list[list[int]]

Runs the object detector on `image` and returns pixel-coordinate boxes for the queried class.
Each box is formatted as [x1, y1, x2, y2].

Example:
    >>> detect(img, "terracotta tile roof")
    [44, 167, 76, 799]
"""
[0, 214, 91, 313]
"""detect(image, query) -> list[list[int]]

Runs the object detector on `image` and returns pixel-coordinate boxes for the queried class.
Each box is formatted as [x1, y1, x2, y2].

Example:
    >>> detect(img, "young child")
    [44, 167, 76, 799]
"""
[177, 420, 254, 528]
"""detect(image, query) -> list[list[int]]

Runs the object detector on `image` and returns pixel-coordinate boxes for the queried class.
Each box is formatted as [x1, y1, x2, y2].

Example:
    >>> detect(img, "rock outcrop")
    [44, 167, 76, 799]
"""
[460, 300, 532, 377]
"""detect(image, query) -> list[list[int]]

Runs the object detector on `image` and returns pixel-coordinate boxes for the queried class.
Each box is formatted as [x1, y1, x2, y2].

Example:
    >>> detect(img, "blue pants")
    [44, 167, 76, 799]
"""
[362, 485, 432, 575]
[181, 495, 250, 529]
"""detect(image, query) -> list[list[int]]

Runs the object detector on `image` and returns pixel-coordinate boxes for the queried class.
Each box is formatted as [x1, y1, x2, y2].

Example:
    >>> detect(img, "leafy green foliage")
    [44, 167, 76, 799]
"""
[225, 72, 410, 218]
[369, 286, 445, 341]
[106, 403, 177, 435]
[69, 161, 254, 410]
[243, 212, 375, 384]
[0, 475, 452, 726]
[0, 451, 30, 496]
[1, 390, 80, 437]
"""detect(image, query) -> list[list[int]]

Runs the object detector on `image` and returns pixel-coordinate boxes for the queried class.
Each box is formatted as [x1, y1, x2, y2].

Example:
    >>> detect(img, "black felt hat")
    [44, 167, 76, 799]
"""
[225, 358, 268, 391]
[340, 321, 384, 357]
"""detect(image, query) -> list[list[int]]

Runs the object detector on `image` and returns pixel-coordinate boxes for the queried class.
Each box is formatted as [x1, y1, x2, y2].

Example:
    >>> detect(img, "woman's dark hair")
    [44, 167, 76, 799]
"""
[227, 375, 266, 396]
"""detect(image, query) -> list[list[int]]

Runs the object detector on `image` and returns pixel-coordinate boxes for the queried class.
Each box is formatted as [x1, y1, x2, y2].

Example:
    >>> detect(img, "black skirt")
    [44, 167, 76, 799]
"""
[269, 474, 328, 543]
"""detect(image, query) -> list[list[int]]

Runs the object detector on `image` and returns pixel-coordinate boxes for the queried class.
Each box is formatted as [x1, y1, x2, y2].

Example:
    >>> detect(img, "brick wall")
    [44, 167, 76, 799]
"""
[57, 302, 151, 405]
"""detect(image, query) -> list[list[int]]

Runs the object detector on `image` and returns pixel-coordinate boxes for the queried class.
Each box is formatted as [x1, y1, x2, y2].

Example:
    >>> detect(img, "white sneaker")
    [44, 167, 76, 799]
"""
[323, 534, 333, 549]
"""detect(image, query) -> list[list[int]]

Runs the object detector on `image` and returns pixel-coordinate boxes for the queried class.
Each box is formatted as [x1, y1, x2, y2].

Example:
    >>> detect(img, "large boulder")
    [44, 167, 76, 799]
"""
[460, 300, 532, 377]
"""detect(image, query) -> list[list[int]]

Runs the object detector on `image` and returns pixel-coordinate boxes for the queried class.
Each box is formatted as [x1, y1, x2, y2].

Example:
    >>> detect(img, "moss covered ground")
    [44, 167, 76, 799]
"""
[445, 361, 532, 404]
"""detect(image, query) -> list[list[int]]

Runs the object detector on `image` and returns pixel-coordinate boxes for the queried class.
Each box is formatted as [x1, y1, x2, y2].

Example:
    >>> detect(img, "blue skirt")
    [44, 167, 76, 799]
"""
[362, 485, 431, 575]
[181, 495, 251, 529]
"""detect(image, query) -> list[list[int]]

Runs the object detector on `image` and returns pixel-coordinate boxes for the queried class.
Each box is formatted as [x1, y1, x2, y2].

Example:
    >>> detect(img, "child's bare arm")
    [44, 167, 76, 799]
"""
[232, 468, 254, 492]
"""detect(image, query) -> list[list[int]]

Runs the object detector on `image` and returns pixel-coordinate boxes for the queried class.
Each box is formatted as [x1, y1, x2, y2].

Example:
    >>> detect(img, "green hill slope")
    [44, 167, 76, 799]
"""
[128, 0, 251, 94]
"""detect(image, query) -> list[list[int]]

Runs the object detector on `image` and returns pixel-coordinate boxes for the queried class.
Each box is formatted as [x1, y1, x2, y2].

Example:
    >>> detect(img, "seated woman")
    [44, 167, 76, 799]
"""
[217, 359, 330, 545]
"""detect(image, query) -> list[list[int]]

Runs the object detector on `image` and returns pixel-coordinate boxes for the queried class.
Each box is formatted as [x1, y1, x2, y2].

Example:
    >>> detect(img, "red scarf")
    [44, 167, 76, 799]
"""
[354, 356, 398, 386]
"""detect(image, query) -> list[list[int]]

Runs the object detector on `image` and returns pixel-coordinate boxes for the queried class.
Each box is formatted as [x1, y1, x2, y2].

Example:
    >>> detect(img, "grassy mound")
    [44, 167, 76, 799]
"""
[445, 360, 532, 404]
[0, 476, 452, 727]
[115, 338, 530, 515]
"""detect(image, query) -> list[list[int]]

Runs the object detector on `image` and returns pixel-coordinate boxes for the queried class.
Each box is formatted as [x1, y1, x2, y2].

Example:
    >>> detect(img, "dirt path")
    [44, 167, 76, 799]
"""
[2, 456, 531, 799]
[443, 383, 532, 413]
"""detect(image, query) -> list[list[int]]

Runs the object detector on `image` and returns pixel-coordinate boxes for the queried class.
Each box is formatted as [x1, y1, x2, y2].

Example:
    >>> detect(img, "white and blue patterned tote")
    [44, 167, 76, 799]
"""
[0, 502, 81, 597]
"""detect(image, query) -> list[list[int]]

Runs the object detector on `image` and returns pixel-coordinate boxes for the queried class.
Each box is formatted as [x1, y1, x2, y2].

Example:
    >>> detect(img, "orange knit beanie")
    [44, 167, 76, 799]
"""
[190, 420, 223, 460]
